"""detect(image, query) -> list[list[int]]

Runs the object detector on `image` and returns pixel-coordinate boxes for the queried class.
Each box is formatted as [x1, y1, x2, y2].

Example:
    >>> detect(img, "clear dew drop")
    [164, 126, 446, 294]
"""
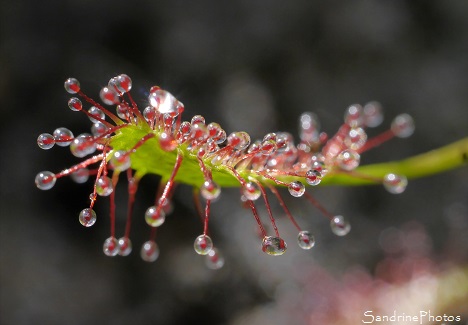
[337, 149, 360, 171]
[190, 122, 208, 142]
[159, 197, 174, 215]
[37, 133, 55, 149]
[260, 139, 276, 155]
[383, 173, 408, 194]
[70, 133, 96, 157]
[283, 145, 299, 163]
[64, 78, 80, 94]
[143, 106, 157, 123]
[149, 85, 161, 93]
[344, 104, 363, 127]
[176, 101, 185, 115]
[103, 236, 119, 257]
[299, 112, 320, 143]
[227, 131, 251, 150]
[205, 248, 225, 270]
[297, 230, 315, 249]
[276, 132, 293, 152]
[391, 114, 415, 138]
[363, 101, 384, 127]
[191, 115, 205, 125]
[163, 113, 175, 129]
[68, 97, 82, 111]
[263, 132, 277, 142]
[344, 127, 367, 150]
[197, 146, 206, 158]
[100, 86, 120, 105]
[35, 171, 56, 190]
[148, 89, 178, 115]
[242, 182, 261, 201]
[159, 131, 177, 151]
[91, 122, 109, 137]
[71, 168, 90, 184]
[53, 127, 74, 147]
[194, 235, 213, 255]
[288, 181, 305, 197]
[87, 106, 105, 123]
[305, 169, 322, 186]
[330, 215, 351, 236]
[113, 74, 132, 93]
[110, 150, 131, 172]
[79, 208, 97, 227]
[140, 240, 160, 262]
[207, 122, 226, 144]
[262, 236, 287, 256]
[117, 103, 131, 120]
[206, 140, 219, 154]
[108, 77, 118, 91]
[118, 237, 132, 256]
[215, 129, 227, 144]
[200, 180, 221, 200]
[96, 176, 114, 196]
[177, 121, 192, 142]
[144, 206, 166, 227]
[247, 140, 261, 154]
[312, 160, 327, 174]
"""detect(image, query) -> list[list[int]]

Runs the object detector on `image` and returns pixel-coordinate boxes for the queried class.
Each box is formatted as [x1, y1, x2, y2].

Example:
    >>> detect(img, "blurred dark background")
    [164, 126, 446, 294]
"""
[1, 1, 467, 324]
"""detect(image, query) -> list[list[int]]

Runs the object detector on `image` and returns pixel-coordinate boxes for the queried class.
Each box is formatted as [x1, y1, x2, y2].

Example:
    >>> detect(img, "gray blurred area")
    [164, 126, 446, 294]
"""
[1, 1, 468, 324]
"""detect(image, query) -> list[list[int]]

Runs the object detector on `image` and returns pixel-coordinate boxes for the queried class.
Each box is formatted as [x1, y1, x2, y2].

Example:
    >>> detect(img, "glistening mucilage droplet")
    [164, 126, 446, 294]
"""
[383, 173, 408, 194]
[242, 182, 261, 201]
[194, 235, 213, 255]
[103, 237, 119, 257]
[141, 240, 159, 262]
[53, 127, 74, 147]
[79, 208, 97, 227]
[330, 215, 351, 236]
[144, 206, 166, 227]
[37, 133, 55, 150]
[297, 230, 315, 249]
[262, 236, 287, 256]
[288, 181, 305, 197]
[64, 78, 80, 94]
[35, 171, 57, 190]
[96, 176, 114, 196]
[118, 237, 132, 256]
[200, 180, 221, 200]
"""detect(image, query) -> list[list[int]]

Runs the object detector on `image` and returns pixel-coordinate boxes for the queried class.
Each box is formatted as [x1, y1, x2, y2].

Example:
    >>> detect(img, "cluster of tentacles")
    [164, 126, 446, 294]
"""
[35, 74, 414, 268]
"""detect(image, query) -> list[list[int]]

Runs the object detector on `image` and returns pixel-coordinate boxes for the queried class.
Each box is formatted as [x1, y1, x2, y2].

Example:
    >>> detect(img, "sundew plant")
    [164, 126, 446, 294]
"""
[35, 74, 468, 267]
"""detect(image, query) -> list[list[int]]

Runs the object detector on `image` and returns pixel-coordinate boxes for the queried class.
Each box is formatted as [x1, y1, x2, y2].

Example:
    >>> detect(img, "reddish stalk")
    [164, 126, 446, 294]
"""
[90, 153, 109, 209]
[109, 171, 120, 237]
[304, 192, 334, 221]
[358, 129, 395, 153]
[197, 156, 213, 181]
[125, 133, 156, 157]
[123, 170, 140, 239]
[269, 186, 302, 232]
[77, 90, 122, 124]
[257, 170, 289, 186]
[125, 91, 145, 122]
[56, 153, 105, 178]
[203, 200, 211, 236]
[248, 200, 267, 238]
[153, 152, 184, 209]
[257, 182, 280, 237]
[192, 188, 205, 225]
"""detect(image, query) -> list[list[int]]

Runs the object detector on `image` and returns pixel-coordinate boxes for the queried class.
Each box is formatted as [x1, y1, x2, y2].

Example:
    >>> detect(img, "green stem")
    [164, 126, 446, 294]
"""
[112, 123, 468, 188]
[321, 137, 468, 186]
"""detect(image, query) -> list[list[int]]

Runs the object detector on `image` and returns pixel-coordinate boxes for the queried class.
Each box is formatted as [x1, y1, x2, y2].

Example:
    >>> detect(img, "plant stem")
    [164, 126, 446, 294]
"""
[322, 137, 468, 186]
